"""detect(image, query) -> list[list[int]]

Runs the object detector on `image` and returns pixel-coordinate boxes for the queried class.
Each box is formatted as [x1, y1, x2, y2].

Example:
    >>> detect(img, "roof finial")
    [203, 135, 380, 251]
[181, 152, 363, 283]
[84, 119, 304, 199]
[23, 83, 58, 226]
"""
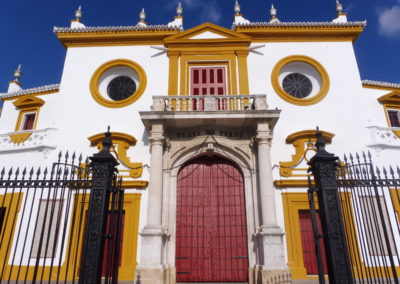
[176, 2, 183, 17]
[336, 0, 343, 14]
[269, 4, 279, 23]
[234, 0, 241, 15]
[75, 5, 82, 21]
[139, 8, 146, 23]
[13, 64, 22, 83]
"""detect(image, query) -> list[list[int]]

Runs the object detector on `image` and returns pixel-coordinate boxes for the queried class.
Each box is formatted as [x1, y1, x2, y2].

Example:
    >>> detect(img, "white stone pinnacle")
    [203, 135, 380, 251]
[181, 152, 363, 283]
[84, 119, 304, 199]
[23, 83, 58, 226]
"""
[234, 0, 241, 15]
[14, 64, 22, 82]
[176, 2, 183, 17]
[270, 4, 277, 17]
[140, 8, 146, 22]
[75, 5, 82, 21]
[336, 0, 343, 14]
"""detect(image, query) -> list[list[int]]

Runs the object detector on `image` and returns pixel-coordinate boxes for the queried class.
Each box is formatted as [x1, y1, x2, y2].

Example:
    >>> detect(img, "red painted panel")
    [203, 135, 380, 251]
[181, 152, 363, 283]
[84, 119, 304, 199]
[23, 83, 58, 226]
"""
[176, 156, 248, 282]
[299, 210, 328, 275]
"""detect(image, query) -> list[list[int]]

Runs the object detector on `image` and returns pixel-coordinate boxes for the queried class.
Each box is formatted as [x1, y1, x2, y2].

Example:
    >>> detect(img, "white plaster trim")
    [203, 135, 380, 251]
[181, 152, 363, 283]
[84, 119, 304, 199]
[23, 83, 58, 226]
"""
[54, 25, 180, 33]
[0, 84, 60, 99]
[232, 20, 366, 29]
[362, 80, 400, 89]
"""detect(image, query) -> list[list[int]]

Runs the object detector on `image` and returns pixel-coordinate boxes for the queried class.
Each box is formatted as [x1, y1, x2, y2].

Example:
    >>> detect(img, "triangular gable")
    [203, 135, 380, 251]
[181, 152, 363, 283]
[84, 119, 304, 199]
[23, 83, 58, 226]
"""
[164, 22, 251, 45]
[13, 96, 45, 109]
[378, 92, 400, 105]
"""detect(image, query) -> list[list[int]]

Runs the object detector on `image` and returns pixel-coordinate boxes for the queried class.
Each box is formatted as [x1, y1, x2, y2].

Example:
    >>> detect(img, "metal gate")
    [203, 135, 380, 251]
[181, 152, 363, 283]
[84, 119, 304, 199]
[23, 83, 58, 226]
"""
[308, 130, 400, 283]
[176, 155, 249, 282]
[0, 130, 123, 284]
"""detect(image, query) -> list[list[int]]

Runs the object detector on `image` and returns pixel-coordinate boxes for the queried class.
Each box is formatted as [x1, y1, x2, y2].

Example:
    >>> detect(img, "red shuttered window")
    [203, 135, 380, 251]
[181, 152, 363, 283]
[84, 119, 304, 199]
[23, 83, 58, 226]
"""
[22, 113, 36, 130]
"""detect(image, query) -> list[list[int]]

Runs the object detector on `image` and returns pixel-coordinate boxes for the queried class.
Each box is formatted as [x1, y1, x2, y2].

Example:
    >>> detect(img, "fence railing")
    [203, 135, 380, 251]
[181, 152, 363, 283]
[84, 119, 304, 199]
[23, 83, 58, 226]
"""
[0, 130, 123, 284]
[308, 130, 400, 284]
[151, 94, 268, 112]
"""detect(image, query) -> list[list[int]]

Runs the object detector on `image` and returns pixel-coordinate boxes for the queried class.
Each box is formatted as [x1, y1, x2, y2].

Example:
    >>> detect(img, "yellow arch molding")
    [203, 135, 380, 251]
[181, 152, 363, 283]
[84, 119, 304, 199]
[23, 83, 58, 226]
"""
[90, 59, 147, 108]
[271, 55, 330, 106]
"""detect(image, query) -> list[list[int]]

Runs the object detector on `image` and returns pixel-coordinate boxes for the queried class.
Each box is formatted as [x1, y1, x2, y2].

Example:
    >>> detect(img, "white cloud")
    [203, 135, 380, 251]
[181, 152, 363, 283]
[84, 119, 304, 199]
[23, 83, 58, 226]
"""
[200, 2, 222, 23]
[378, 4, 400, 38]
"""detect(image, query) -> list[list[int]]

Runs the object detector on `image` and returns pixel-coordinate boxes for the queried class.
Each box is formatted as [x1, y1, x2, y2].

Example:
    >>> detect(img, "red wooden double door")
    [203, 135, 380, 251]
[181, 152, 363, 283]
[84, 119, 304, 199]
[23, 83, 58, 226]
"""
[176, 156, 249, 282]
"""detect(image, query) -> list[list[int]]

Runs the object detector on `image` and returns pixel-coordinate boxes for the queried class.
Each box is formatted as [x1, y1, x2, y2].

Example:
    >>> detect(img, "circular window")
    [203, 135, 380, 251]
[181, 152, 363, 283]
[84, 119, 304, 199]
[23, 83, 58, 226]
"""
[90, 59, 147, 108]
[107, 76, 137, 101]
[271, 55, 330, 106]
[282, 73, 313, 98]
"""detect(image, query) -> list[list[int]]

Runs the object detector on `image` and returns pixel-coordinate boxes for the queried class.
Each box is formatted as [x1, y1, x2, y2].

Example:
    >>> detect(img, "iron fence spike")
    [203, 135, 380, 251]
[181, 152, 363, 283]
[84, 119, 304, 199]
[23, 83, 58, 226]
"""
[29, 167, 34, 176]
[355, 152, 360, 163]
[355, 166, 360, 175]
[65, 167, 70, 176]
[58, 151, 62, 161]
[22, 167, 27, 176]
[36, 167, 41, 177]
[343, 153, 348, 163]
[15, 167, 20, 177]
[78, 153, 83, 164]
[361, 167, 367, 176]
[349, 153, 354, 162]
[8, 167, 13, 176]
[397, 167, 400, 178]
[382, 166, 388, 177]
[367, 150, 372, 161]
[65, 151, 69, 162]
[1, 167, 5, 177]
[375, 166, 381, 177]
[44, 167, 48, 176]
[390, 166, 395, 176]
[362, 151, 367, 163]
[72, 151, 76, 161]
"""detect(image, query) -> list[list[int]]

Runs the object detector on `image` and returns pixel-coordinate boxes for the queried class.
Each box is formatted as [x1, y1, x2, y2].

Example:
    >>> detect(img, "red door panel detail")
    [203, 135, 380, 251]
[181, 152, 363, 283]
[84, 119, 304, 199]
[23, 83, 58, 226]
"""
[176, 156, 248, 282]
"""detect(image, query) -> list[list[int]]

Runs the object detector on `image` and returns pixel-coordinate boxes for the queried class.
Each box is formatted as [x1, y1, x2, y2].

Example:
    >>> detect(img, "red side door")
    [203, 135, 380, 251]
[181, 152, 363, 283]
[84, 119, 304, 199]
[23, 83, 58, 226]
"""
[176, 156, 248, 282]
[299, 210, 328, 275]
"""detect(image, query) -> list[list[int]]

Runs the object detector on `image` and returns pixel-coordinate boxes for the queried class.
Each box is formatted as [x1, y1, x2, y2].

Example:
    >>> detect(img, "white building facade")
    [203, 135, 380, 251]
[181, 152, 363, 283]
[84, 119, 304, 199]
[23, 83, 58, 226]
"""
[0, 3, 399, 284]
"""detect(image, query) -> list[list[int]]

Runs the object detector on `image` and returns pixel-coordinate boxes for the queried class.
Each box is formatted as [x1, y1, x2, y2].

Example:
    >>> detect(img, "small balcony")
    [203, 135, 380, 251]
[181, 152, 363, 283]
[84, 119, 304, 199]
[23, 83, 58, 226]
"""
[367, 126, 400, 150]
[141, 94, 279, 130]
[151, 94, 268, 112]
[0, 128, 58, 153]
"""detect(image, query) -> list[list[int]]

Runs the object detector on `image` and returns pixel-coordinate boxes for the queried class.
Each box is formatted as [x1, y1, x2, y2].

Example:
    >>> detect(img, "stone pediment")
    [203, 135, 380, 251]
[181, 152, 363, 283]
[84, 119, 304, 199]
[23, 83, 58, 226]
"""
[164, 22, 251, 46]
[13, 96, 45, 109]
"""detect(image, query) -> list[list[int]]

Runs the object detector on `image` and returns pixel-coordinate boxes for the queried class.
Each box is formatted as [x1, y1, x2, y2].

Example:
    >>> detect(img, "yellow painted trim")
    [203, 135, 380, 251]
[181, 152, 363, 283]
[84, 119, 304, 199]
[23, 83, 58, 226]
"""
[2, 193, 141, 281]
[363, 83, 400, 92]
[9, 132, 32, 144]
[88, 132, 137, 146]
[271, 55, 330, 106]
[382, 104, 400, 137]
[280, 129, 334, 178]
[8, 80, 22, 86]
[56, 30, 180, 48]
[88, 132, 143, 178]
[121, 180, 149, 189]
[164, 22, 251, 46]
[14, 108, 40, 132]
[168, 51, 180, 96]
[180, 55, 238, 96]
[234, 26, 364, 43]
[13, 96, 45, 108]
[274, 179, 313, 187]
[90, 59, 147, 108]
[0, 193, 24, 280]
[236, 50, 250, 94]
[2, 90, 58, 101]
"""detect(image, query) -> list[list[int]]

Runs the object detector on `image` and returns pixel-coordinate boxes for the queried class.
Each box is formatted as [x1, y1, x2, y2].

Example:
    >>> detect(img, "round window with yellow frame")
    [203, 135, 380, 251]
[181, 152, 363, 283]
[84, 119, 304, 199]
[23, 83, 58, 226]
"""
[90, 59, 147, 108]
[271, 55, 330, 106]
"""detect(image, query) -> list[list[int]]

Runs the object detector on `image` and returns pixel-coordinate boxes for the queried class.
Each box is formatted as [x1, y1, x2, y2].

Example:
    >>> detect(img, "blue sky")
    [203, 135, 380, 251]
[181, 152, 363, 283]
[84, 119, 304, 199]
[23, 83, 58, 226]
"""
[0, 0, 399, 92]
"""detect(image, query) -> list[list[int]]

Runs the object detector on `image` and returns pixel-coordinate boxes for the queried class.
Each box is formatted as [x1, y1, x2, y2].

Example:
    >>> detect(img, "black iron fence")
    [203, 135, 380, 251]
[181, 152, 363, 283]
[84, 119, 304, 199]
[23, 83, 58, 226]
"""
[308, 131, 400, 284]
[0, 130, 123, 284]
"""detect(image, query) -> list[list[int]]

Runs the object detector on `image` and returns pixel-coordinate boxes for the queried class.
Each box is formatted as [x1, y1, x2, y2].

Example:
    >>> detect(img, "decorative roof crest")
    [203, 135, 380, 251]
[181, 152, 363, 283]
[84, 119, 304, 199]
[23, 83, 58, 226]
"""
[140, 8, 146, 22]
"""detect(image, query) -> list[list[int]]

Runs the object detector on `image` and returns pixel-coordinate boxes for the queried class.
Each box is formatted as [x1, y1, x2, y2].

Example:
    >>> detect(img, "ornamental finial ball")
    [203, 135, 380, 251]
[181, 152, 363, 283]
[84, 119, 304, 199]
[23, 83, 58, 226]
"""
[336, 0, 343, 14]
[75, 5, 82, 21]
[14, 64, 22, 82]
[140, 8, 146, 21]
[270, 4, 277, 17]
[177, 2, 183, 17]
[234, 0, 241, 15]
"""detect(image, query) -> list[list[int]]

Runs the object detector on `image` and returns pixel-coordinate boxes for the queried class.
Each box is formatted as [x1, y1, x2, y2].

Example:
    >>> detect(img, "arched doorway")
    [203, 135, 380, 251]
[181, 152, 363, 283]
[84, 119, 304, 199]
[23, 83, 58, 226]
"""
[176, 155, 249, 282]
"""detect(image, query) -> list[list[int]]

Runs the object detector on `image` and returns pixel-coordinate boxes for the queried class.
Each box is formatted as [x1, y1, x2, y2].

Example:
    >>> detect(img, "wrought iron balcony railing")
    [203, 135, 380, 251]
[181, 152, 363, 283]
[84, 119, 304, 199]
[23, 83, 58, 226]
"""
[150, 94, 268, 112]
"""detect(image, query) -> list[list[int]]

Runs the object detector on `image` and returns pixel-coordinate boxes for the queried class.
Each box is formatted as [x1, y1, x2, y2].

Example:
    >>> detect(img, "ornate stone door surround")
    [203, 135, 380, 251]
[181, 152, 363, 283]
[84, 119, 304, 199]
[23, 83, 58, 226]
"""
[137, 105, 288, 284]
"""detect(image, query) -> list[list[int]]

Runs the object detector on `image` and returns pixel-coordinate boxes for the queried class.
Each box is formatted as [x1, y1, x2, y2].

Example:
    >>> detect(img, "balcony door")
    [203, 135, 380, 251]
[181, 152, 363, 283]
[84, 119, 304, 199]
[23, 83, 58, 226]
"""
[176, 156, 249, 282]
[190, 67, 227, 110]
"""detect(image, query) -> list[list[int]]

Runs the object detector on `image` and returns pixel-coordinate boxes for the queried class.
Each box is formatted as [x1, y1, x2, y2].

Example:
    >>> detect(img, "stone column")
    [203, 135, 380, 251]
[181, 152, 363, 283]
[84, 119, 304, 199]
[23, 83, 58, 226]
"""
[255, 121, 287, 280]
[137, 122, 167, 284]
